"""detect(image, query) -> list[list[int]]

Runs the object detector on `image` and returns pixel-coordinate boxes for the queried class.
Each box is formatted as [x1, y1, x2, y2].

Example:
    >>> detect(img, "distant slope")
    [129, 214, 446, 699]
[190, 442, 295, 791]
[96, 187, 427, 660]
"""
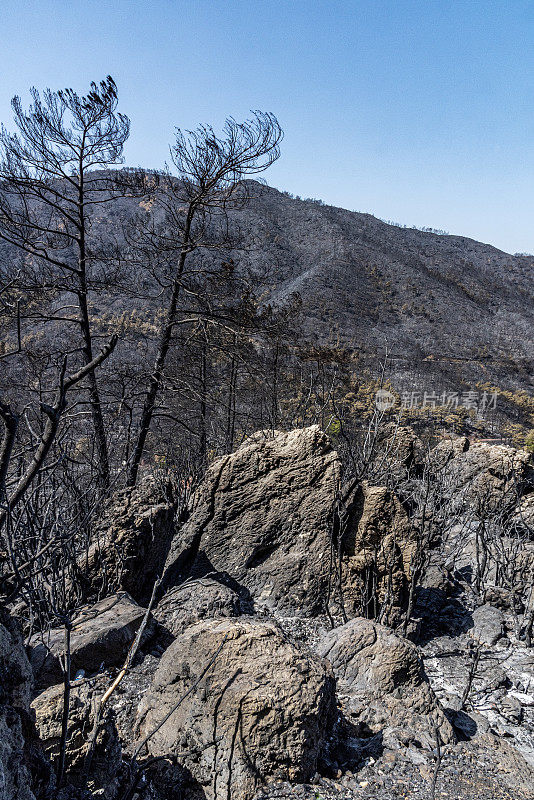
[236, 184, 533, 381]
[1, 175, 533, 398]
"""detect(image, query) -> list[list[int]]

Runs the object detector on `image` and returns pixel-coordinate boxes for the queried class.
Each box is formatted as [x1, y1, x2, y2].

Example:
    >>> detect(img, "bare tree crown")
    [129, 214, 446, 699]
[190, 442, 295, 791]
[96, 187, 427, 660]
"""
[0, 76, 129, 184]
[0, 76, 131, 278]
[169, 111, 283, 205]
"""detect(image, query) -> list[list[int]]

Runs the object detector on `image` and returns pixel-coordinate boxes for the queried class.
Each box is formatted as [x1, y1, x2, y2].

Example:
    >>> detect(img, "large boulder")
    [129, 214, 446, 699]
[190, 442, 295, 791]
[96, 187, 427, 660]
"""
[30, 593, 150, 689]
[136, 617, 336, 800]
[0, 609, 53, 800]
[154, 574, 253, 637]
[0, 609, 32, 709]
[318, 618, 454, 750]
[162, 426, 341, 616]
[0, 710, 36, 800]
[83, 475, 176, 603]
[32, 680, 122, 797]
[162, 426, 416, 622]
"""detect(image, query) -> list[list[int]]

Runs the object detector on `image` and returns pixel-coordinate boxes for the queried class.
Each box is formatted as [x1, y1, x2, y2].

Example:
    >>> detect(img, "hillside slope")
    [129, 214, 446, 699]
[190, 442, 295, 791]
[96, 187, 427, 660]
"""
[234, 183, 533, 388]
[1, 175, 533, 402]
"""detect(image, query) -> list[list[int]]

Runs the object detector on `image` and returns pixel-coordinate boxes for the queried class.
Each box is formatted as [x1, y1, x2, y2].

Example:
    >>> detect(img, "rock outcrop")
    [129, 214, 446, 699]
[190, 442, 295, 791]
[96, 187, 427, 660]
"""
[83, 476, 176, 603]
[30, 593, 150, 689]
[511, 493, 534, 536]
[470, 604, 504, 647]
[136, 617, 336, 800]
[439, 442, 534, 513]
[430, 435, 470, 472]
[340, 482, 415, 618]
[162, 427, 415, 621]
[162, 426, 341, 616]
[0, 609, 53, 800]
[4, 424, 534, 800]
[318, 618, 454, 750]
[379, 423, 426, 478]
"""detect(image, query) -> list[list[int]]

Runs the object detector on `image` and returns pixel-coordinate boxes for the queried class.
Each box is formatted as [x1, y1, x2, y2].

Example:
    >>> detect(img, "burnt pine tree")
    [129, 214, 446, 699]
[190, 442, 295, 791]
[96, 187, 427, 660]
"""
[126, 111, 283, 486]
[0, 76, 130, 488]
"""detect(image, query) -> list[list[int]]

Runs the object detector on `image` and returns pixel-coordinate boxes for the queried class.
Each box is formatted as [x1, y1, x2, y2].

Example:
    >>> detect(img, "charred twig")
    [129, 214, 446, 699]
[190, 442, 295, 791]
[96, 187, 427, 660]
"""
[82, 577, 160, 780]
[119, 633, 229, 800]
[429, 719, 442, 800]
[0, 335, 117, 530]
[461, 641, 482, 709]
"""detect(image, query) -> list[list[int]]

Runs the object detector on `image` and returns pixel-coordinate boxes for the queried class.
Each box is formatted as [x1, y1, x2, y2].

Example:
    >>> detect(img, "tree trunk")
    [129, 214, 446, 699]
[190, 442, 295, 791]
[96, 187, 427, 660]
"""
[0, 404, 18, 500]
[56, 620, 72, 788]
[78, 285, 111, 488]
[225, 334, 237, 452]
[77, 166, 110, 488]
[127, 211, 193, 487]
[198, 325, 208, 466]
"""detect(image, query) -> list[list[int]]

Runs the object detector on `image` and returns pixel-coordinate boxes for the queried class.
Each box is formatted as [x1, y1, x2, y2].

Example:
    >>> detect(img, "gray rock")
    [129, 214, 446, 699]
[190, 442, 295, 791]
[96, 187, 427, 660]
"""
[318, 618, 454, 750]
[162, 427, 414, 621]
[136, 617, 336, 800]
[32, 679, 122, 797]
[470, 604, 504, 647]
[377, 424, 426, 479]
[440, 443, 534, 514]
[451, 710, 479, 738]
[0, 711, 36, 800]
[0, 609, 53, 800]
[483, 585, 515, 610]
[30, 592, 150, 688]
[499, 695, 523, 723]
[0, 609, 32, 710]
[510, 493, 534, 536]
[154, 574, 253, 636]
[84, 475, 176, 602]
[162, 426, 342, 616]
[430, 435, 470, 471]
[340, 481, 415, 619]
[469, 712, 491, 734]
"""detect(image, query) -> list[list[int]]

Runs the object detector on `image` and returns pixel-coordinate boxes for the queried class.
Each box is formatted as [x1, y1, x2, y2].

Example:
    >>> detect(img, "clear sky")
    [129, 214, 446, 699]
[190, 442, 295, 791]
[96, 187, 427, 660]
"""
[1, 0, 534, 254]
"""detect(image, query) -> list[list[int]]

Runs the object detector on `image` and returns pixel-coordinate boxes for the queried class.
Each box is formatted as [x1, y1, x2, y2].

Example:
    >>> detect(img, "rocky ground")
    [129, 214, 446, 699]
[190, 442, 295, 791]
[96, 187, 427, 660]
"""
[2, 425, 534, 800]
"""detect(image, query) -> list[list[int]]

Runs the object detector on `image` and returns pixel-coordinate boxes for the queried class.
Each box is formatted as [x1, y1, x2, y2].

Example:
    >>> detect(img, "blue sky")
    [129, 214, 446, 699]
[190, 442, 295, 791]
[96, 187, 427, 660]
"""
[1, 0, 534, 253]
